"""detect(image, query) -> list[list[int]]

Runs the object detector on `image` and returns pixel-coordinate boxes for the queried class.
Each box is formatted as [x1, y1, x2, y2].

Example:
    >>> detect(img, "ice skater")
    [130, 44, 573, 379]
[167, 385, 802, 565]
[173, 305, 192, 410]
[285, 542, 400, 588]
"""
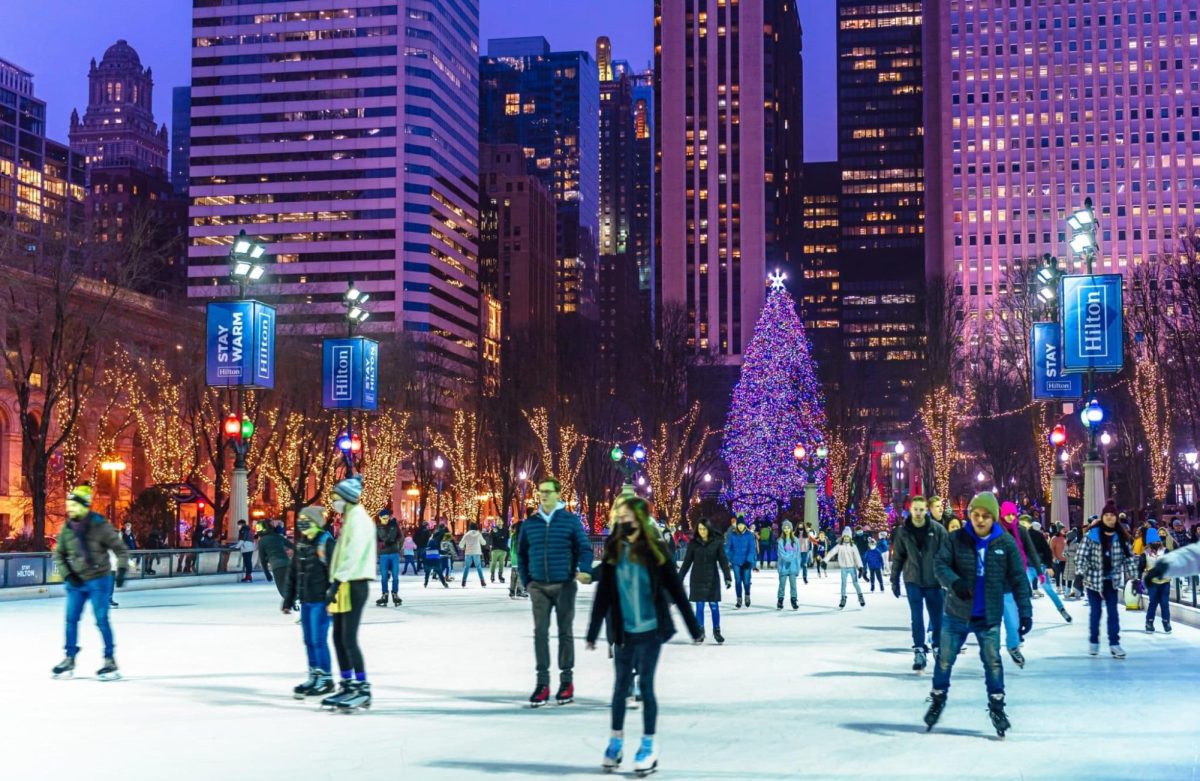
[1076, 503, 1138, 659]
[797, 526, 813, 584]
[489, 519, 510, 583]
[424, 524, 449, 588]
[890, 495, 948, 673]
[775, 520, 802, 610]
[376, 510, 402, 606]
[678, 518, 731, 644]
[1142, 529, 1171, 634]
[724, 515, 757, 608]
[257, 519, 293, 600]
[863, 539, 885, 592]
[924, 492, 1031, 738]
[459, 522, 488, 587]
[51, 485, 129, 680]
[321, 476, 377, 711]
[586, 495, 703, 776]
[995, 502, 1037, 668]
[401, 530, 418, 575]
[1022, 515, 1070, 623]
[827, 528, 864, 609]
[235, 519, 255, 582]
[283, 506, 336, 700]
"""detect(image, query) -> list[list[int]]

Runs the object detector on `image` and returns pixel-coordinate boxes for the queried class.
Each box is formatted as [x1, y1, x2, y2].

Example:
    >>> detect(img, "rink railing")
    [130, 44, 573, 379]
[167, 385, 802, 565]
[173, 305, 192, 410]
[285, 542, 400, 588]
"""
[0, 548, 251, 588]
[1170, 575, 1199, 609]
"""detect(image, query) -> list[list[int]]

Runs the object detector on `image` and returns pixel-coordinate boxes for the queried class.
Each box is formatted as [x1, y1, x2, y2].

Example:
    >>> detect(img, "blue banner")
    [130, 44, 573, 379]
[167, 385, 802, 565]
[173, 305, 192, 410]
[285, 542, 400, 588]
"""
[323, 337, 379, 411]
[1059, 274, 1123, 373]
[1031, 322, 1083, 400]
[206, 301, 276, 389]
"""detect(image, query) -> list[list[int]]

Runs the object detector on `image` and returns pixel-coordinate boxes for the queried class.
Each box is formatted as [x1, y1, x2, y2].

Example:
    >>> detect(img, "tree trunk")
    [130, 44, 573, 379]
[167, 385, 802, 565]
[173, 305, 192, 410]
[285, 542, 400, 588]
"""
[31, 458, 48, 551]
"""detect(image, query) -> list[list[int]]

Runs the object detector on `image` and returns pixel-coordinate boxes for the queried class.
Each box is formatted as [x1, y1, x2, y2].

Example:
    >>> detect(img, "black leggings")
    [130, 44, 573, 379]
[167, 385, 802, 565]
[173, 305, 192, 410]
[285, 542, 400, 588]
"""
[424, 557, 447, 586]
[611, 631, 662, 735]
[333, 580, 369, 677]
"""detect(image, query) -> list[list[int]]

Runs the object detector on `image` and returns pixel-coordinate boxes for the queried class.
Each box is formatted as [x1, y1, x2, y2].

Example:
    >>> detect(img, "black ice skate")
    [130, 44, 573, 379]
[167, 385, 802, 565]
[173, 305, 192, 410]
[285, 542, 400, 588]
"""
[744, 595, 751, 607]
[988, 694, 1010, 738]
[376, 594, 389, 607]
[529, 683, 550, 708]
[713, 628, 725, 644]
[555, 682, 575, 705]
[391, 592, 402, 606]
[309, 671, 334, 698]
[857, 594, 865, 607]
[912, 648, 927, 673]
[321, 679, 354, 709]
[923, 689, 947, 731]
[293, 668, 318, 699]
[838, 596, 847, 610]
[735, 598, 743, 609]
[777, 598, 784, 610]
[336, 681, 371, 711]
[97, 657, 120, 681]
[791, 598, 799, 610]
[1008, 647, 1026, 669]
[52, 655, 76, 679]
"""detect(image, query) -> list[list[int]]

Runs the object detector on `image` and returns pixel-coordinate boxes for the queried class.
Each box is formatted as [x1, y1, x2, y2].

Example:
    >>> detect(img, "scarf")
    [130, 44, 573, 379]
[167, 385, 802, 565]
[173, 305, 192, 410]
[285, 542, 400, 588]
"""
[1001, 518, 1029, 569]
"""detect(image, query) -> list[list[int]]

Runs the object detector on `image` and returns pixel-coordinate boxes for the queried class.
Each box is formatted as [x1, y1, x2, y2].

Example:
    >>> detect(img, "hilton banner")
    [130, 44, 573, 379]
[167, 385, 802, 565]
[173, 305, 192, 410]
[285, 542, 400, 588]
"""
[1058, 274, 1124, 374]
[322, 337, 379, 411]
[1031, 322, 1083, 401]
[205, 301, 276, 389]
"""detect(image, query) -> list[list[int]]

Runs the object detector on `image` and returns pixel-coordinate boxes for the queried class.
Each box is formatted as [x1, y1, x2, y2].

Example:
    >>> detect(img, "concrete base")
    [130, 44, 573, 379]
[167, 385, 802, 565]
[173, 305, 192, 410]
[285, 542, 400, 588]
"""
[1051, 472, 1070, 528]
[1083, 460, 1106, 521]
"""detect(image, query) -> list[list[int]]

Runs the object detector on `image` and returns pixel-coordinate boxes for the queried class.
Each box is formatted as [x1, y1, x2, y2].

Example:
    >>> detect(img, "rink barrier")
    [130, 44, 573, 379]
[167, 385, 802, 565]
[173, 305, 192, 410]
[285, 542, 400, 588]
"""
[0, 548, 253, 589]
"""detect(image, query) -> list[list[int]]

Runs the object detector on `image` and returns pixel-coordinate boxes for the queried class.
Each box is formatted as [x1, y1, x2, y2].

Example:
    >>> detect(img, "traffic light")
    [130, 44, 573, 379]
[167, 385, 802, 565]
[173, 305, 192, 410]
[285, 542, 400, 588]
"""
[240, 417, 255, 440]
[1049, 424, 1067, 447]
[223, 414, 241, 439]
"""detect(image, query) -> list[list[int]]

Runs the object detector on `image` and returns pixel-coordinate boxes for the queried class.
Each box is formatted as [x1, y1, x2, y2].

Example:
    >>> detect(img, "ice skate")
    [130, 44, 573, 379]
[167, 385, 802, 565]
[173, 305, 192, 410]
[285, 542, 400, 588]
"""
[857, 594, 865, 607]
[293, 668, 318, 699]
[1058, 607, 1072, 623]
[321, 679, 354, 709]
[1007, 647, 1025, 669]
[988, 694, 1010, 738]
[555, 682, 574, 705]
[744, 595, 751, 607]
[1088, 642, 1099, 656]
[791, 598, 799, 610]
[838, 596, 846, 610]
[697, 631, 705, 644]
[1164, 620, 1172, 634]
[336, 681, 371, 711]
[528, 683, 550, 708]
[309, 671, 334, 698]
[713, 628, 725, 644]
[912, 648, 927, 673]
[1110, 645, 1126, 659]
[1146, 618, 1155, 633]
[735, 598, 742, 609]
[376, 594, 388, 607]
[602, 736, 623, 773]
[633, 736, 658, 776]
[52, 655, 76, 679]
[777, 598, 783, 610]
[391, 592, 402, 606]
[923, 689, 947, 731]
[96, 657, 120, 681]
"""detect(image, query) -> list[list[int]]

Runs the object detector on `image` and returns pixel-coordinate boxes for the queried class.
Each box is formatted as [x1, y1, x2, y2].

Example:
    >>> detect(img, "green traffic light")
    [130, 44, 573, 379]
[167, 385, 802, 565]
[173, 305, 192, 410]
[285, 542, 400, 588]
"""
[241, 418, 255, 439]
[610, 445, 623, 462]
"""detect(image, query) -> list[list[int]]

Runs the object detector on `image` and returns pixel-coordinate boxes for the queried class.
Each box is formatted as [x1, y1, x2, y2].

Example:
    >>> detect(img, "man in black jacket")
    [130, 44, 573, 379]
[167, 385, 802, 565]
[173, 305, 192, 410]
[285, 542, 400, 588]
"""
[924, 492, 1031, 736]
[489, 520, 510, 583]
[257, 520, 294, 598]
[890, 496, 948, 672]
[413, 521, 431, 574]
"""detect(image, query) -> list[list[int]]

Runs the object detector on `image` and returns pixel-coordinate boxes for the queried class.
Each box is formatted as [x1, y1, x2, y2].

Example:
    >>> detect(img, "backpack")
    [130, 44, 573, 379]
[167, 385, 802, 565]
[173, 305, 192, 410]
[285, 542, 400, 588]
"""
[1123, 580, 1145, 611]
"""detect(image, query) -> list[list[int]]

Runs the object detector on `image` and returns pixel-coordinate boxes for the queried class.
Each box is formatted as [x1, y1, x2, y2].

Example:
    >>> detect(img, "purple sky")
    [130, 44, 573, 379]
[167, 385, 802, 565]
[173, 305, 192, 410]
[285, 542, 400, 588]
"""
[1, 0, 837, 160]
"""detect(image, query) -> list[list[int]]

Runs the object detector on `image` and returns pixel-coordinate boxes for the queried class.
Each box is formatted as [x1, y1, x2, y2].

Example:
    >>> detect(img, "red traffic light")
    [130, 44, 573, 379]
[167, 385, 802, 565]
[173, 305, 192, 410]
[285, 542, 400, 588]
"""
[223, 414, 241, 438]
[197, 500, 206, 512]
[350, 435, 362, 453]
[1049, 424, 1067, 447]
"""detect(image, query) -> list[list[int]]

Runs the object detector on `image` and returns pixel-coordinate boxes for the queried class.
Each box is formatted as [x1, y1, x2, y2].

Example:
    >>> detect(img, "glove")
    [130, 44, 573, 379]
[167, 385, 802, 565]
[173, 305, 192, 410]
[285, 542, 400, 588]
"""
[65, 573, 84, 588]
[1018, 615, 1033, 639]
[325, 580, 341, 605]
[1144, 560, 1169, 585]
[281, 599, 292, 614]
[892, 582, 901, 599]
[1038, 572, 1046, 584]
[725, 580, 732, 590]
[115, 568, 127, 588]
[951, 580, 973, 600]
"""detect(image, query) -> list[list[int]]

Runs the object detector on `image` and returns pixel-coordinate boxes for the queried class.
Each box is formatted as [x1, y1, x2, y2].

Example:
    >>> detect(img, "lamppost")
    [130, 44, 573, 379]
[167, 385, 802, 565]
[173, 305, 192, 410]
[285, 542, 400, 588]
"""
[610, 443, 647, 495]
[1080, 398, 1106, 521]
[516, 469, 528, 521]
[433, 455, 445, 522]
[891, 441, 908, 513]
[1183, 452, 1198, 517]
[1049, 424, 1069, 528]
[226, 230, 268, 541]
[100, 456, 127, 521]
[339, 280, 371, 477]
[792, 443, 827, 532]
[1100, 431, 1113, 495]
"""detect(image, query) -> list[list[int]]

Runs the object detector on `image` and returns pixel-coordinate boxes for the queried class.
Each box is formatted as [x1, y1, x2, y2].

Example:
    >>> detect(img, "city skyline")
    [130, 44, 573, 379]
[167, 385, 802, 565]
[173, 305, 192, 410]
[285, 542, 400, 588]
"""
[0, 0, 840, 161]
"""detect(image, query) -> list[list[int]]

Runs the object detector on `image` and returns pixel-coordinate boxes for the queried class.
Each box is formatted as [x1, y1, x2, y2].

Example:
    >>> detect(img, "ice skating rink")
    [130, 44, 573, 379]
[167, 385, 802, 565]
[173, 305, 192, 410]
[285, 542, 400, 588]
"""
[4, 569, 1196, 780]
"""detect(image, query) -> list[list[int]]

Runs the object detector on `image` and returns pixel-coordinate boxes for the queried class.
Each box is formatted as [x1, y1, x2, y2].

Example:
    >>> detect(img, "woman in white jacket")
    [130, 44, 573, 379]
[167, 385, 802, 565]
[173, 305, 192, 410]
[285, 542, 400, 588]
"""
[828, 527, 865, 610]
[321, 476, 377, 711]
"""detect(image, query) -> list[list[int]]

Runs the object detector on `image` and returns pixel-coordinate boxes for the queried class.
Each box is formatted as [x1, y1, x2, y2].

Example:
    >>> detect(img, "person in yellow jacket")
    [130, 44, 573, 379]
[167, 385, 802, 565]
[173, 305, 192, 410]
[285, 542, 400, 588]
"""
[321, 476, 377, 711]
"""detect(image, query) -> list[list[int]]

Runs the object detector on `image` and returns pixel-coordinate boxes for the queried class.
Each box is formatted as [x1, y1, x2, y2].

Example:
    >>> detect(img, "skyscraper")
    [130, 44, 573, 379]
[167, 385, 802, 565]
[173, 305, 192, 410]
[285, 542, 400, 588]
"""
[800, 161, 842, 385]
[479, 37, 600, 318]
[171, 86, 190, 196]
[187, 1, 481, 377]
[0, 59, 85, 241]
[925, 1, 1200, 322]
[836, 0, 925, 426]
[631, 72, 655, 294]
[654, 0, 804, 367]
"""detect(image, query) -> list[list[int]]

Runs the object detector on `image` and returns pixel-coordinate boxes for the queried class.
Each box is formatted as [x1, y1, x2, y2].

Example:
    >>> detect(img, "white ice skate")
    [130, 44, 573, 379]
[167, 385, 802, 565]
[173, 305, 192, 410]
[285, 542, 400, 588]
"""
[633, 736, 658, 776]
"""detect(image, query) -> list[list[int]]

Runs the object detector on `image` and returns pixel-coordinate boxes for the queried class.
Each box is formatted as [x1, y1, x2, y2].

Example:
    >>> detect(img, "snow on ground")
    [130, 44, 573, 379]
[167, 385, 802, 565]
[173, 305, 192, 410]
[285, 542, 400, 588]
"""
[3, 568, 1196, 780]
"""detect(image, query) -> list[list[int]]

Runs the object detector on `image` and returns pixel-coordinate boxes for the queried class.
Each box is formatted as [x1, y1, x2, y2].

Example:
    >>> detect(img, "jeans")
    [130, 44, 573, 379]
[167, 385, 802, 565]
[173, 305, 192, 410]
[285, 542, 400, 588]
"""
[799, 551, 810, 583]
[868, 567, 884, 591]
[1087, 581, 1121, 646]
[241, 551, 254, 579]
[611, 631, 662, 735]
[1027, 566, 1064, 611]
[1052, 560, 1066, 589]
[777, 570, 798, 601]
[1147, 581, 1171, 624]
[693, 601, 720, 629]
[839, 566, 863, 597]
[529, 579, 578, 685]
[64, 574, 115, 658]
[441, 556, 452, 579]
[905, 584, 944, 651]
[379, 553, 400, 593]
[733, 563, 753, 599]
[490, 551, 509, 580]
[933, 614, 1004, 696]
[300, 601, 332, 671]
[332, 580, 368, 678]
[1001, 593, 1021, 650]
[424, 556, 447, 586]
[401, 553, 418, 575]
[462, 554, 485, 584]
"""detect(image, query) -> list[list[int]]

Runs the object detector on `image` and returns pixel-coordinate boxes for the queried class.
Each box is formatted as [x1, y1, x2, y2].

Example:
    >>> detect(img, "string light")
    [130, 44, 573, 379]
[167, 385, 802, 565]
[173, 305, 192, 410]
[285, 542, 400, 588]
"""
[523, 407, 586, 507]
[1133, 352, 1172, 502]
[433, 409, 482, 525]
[640, 402, 713, 524]
[919, 383, 973, 499]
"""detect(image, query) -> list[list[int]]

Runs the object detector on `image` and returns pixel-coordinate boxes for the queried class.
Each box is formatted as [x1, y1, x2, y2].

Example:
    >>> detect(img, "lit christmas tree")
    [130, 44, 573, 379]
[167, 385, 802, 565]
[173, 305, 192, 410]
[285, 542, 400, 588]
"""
[722, 272, 827, 522]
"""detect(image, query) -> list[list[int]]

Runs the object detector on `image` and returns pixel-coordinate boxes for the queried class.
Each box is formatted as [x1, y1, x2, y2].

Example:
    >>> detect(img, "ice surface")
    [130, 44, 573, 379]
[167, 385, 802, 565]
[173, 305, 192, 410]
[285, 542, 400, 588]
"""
[3, 569, 1195, 780]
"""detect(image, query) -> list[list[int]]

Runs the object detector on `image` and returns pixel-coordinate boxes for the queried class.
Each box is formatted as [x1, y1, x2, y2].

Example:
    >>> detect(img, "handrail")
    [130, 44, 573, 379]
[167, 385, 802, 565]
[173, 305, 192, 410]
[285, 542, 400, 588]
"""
[0, 548, 251, 588]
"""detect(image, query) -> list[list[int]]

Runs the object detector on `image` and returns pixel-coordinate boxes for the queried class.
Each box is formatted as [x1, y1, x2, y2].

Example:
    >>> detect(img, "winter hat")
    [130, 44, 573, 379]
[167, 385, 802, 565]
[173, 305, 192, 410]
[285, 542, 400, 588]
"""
[1031, 521, 1042, 531]
[1101, 501, 1119, 518]
[298, 505, 326, 529]
[841, 527, 853, 540]
[1000, 501, 1019, 519]
[781, 520, 794, 533]
[968, 492, 1000, 520]
[1145, 528, 1162, 545]
[67, 485, 94, 508]
[333, 476, 364, 504]
[868, 539, 877, 548]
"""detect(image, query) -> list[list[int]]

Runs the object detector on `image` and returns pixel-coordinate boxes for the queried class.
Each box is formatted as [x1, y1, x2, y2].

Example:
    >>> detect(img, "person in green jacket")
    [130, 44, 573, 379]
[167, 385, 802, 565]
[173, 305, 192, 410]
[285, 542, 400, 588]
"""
[52, 485, 129, 680]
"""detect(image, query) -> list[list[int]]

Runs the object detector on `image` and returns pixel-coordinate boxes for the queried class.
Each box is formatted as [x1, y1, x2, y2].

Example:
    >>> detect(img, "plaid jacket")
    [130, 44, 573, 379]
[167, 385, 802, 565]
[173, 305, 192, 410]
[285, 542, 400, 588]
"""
[1076, 526, 1138, 593]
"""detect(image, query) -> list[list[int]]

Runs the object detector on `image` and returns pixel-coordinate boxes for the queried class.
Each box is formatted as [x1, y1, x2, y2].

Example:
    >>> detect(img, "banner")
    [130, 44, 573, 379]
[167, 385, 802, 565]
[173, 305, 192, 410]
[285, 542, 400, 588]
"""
[322, 337, 380, 411]
[205, 301, 276, 389]
[1059, 274, 1123, 374]
[1031, 322, 1083, 400]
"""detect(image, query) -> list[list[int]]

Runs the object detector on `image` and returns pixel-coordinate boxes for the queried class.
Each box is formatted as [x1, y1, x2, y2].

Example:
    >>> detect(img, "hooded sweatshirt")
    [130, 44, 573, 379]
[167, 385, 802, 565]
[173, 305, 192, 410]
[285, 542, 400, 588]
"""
[965, 521, 1005, 619]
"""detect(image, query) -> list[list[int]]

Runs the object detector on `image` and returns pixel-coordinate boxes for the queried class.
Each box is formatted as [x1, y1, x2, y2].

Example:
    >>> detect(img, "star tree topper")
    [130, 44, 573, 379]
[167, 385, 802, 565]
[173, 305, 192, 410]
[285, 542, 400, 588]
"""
[768, 269, 787, 291]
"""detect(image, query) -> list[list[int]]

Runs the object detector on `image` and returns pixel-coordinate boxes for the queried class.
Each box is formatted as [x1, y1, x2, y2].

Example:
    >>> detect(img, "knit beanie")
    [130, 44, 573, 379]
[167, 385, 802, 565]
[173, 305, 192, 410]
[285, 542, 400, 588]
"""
[298, 505, 327, 528]
[1000, 500, 1019, 520]
[333, 476, 364, 504]
[968, 491, 1000, 520]
[1101, 500, 1119, 517]
[1145, 528, 1162, 545]
[68, 485, 94, 508]
[782, 520, 794, 533]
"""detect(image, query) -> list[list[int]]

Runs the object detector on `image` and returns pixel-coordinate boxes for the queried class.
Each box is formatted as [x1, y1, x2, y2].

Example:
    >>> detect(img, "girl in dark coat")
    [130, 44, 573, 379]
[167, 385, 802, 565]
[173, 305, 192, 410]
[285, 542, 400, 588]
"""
[678, 518, 732, 644]
[586, 496, 703, 776]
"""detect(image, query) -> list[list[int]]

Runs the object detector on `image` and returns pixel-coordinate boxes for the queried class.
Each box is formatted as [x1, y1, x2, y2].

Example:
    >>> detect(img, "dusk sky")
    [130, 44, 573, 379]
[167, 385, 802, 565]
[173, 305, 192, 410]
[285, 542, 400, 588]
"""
[1, 0, 837, 160]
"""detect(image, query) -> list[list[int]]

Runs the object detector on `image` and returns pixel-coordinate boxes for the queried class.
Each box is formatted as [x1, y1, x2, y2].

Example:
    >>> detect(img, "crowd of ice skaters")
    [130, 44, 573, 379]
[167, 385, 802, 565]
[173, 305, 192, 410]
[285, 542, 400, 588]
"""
[47, 477, 1200, 771]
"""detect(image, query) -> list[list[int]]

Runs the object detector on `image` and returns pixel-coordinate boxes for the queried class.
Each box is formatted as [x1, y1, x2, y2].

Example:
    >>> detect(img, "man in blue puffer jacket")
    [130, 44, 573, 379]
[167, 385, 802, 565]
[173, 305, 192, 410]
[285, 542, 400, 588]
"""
[517, 475, 595, 708]
[725, 515, 758, 608]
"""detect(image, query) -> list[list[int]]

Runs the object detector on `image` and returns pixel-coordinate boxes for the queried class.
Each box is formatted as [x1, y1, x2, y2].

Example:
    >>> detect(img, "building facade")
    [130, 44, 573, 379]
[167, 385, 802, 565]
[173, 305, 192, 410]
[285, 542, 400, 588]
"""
[836, 0, 926, 426]
[654, 0, 804, 364]
[479, 37, 600, 318]
[187, 0, 481, 378]
[926, 1, 1200, 325]
[800, 161, 842, 384]
[171, 86, 190, 196]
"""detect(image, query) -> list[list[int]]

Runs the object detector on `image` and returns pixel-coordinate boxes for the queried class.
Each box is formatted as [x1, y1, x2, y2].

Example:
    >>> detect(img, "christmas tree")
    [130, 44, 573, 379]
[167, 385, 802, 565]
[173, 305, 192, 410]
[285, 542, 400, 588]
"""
[722, 273, 827, 522]
[859, 488, 889, 532]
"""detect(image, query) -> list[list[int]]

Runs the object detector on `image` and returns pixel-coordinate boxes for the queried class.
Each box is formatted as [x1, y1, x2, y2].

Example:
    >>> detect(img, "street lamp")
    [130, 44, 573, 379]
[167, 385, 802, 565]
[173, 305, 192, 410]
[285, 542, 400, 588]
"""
[516, 469, 529, 520]
[1081, 398, 1105, 459]
[100, 456, 127, 520]
[433, 455, 445, 521]
[229, 229, 268, 298]
[1067, 198, 1099, 272]
[1186, 452, 1199, 468]
[337, 280, 372, 476]
[976, 470, 987, 484]
[610, 443, 647, 492]
[226, 231, 268, 541]
[793, 443, 828, 531]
